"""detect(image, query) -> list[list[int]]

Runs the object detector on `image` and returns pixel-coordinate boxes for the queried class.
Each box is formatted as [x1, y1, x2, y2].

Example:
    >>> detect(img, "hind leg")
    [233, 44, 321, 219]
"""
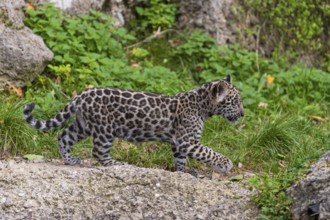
[92, 132, 124, 166]
[58, 119, 88, 165]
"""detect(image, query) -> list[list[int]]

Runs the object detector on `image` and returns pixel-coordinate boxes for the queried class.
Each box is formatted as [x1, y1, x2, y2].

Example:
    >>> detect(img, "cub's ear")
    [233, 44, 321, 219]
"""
[224, 75, 231, 83]
[211, 81, 229, 103]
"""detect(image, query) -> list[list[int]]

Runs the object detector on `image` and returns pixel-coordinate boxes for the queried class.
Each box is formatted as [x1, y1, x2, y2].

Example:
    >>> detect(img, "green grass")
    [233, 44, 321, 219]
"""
[0, 98, 59, 158]
[0, 100, 38, 154]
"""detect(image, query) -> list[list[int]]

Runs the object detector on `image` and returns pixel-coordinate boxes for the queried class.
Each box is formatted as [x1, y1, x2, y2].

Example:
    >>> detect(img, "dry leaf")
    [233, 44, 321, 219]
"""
[168, 40, 180, 47]
[6, 86, 23, 97]
[131, 63, 140, 68]
[278, 160, 286, 167]
[26, 2, 34, 10]
[310, 116, 326, 122]
[13, 87, 23, 97]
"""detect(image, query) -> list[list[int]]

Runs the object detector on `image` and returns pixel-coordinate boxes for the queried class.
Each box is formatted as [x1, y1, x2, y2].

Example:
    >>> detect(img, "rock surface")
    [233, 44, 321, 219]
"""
[36, 0, 132, 27]
[0, 0, 25, 29]
[177, 0, 259, 53]
[0, 0, 53, 89]
[287, 151, 330, 220]
[0, 160, 258, 219]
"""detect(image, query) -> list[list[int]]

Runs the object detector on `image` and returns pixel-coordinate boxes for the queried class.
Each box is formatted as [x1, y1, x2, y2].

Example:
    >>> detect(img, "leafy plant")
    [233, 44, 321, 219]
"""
[134, 0, 177, 32]
[25, 3, 136, 92]
[249, 173, 294, 219]
[171, 31, 330, 110]
[24, 3, 190, 109]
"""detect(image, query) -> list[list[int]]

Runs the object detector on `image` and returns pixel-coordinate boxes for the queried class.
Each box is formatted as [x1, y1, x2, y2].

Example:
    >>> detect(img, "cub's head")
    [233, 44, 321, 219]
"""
[210, 75, 244, 123]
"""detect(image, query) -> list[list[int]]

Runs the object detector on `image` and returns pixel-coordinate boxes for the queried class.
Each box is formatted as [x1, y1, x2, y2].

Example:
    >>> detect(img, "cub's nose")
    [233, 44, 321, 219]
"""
[240, 110, 244, 117]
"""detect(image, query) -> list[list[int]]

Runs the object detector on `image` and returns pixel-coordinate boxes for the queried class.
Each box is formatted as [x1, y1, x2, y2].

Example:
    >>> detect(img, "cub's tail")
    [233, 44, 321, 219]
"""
[23, 102, 76, 131]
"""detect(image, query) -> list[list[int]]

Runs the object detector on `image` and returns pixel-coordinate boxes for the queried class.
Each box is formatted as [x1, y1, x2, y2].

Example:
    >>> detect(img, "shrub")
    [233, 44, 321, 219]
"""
[24, 3, 190, 113]
[133, 0, 177, 33]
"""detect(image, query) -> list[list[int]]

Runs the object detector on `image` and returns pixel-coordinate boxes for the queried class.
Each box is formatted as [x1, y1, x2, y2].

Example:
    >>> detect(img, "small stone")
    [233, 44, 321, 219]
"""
[1, 197, 6, 203]
[24, 199, 39, 208]
[4, 198, 13, 207]
[195, 213, 205, 219]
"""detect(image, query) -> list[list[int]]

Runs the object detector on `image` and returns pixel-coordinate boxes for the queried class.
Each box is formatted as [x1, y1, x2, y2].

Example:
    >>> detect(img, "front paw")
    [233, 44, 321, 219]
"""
[213, 159, 233, 173]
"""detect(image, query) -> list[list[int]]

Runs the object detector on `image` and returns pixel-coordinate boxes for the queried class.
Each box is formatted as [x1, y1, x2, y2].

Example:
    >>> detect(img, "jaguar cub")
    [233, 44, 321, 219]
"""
[24, 75, 244, 173]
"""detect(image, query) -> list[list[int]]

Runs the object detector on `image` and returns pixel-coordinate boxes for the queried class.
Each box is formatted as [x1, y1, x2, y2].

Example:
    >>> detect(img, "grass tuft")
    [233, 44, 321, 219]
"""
[0, 101, 36, 154]
[246, 115, 299, 159]
[0, 100, 58, 158]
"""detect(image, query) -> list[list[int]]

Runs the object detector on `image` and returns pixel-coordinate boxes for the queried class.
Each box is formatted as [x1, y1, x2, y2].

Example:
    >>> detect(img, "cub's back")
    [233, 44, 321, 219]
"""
[76, 88, 179, 142]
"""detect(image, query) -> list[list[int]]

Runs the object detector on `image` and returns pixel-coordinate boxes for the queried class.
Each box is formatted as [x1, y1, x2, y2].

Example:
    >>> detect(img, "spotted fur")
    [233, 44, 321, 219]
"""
[24, 75, 244, 173]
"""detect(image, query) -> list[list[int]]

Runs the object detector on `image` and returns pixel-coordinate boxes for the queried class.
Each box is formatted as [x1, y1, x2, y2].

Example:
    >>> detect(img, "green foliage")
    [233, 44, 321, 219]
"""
[171, 31, 330, 110]
[249, 173, 294, 219]
[242, 0, 330, 62]
[24, 3, 189, 109]
[24, 3, 135, 93]
[134, 0, 177, 32]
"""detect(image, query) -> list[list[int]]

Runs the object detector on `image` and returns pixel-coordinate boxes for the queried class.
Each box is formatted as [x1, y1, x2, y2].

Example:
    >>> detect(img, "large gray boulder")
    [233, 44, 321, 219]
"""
[287, 151, 330, 220]
[0, 160, 258, 219]
[0, 0, 53, 89]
